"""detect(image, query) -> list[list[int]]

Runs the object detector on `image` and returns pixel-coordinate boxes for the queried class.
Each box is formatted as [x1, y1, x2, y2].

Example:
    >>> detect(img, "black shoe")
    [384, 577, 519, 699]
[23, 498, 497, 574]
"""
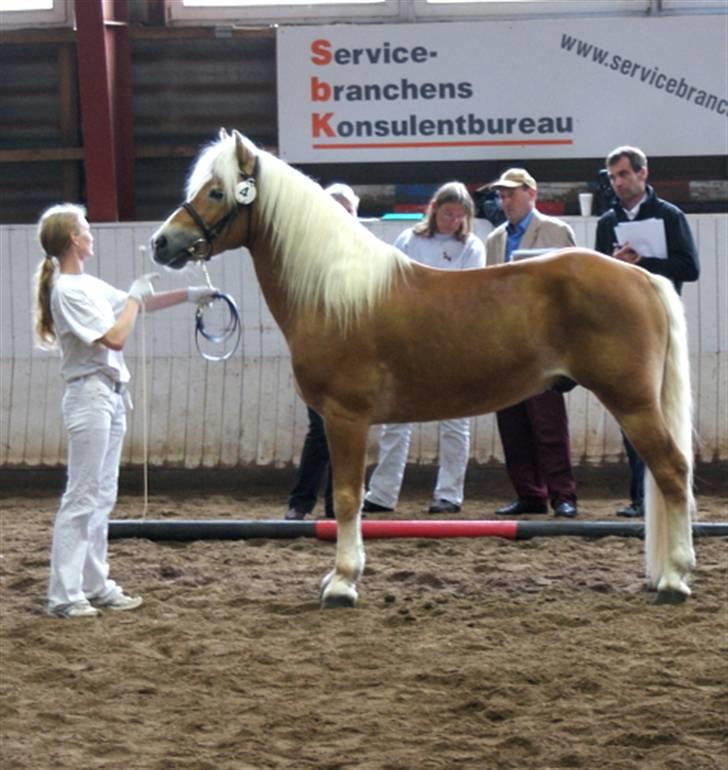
[362, 500, 394, 513]
[284, 508, 307, 521]
[495, 499, 548, 516]
[553, 501, 577, 518]
[616, 503, 644, 518]
[428, 499, 461, 514]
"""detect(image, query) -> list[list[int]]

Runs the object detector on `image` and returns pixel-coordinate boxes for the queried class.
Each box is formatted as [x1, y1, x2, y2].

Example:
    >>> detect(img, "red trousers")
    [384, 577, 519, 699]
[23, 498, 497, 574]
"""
[496, 390, 576, 505]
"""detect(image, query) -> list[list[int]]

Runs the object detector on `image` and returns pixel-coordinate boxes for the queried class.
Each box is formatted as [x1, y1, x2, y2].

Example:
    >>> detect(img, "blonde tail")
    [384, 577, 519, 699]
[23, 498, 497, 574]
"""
[644, 275, 695, 589]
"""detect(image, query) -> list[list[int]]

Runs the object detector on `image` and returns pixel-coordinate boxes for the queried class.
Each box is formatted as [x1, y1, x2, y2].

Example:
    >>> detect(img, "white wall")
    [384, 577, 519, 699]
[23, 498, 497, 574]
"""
[1, 215, 725, 468]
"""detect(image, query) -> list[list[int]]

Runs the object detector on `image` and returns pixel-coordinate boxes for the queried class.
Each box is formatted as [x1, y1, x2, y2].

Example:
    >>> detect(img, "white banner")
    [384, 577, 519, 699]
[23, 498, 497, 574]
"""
[276, 16, 728, 163]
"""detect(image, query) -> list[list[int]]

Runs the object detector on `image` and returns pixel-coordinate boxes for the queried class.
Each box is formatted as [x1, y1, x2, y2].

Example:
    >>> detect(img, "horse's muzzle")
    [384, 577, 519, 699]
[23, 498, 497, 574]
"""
[150, 231, 191, 270]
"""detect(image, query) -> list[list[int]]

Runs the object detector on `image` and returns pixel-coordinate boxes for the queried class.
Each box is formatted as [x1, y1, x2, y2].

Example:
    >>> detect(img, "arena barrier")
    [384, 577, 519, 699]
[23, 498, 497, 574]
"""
[108, 519, 728, 541]
[4, 218, 726, 469]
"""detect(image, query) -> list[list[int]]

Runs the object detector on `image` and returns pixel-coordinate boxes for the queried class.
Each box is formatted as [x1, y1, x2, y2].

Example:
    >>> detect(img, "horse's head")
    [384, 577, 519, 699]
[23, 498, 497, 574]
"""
[151, 128, 259, 269]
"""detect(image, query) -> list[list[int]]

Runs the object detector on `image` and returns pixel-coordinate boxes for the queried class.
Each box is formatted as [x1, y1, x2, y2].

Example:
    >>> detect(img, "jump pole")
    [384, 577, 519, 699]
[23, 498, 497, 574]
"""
[108, 519, 728, 542]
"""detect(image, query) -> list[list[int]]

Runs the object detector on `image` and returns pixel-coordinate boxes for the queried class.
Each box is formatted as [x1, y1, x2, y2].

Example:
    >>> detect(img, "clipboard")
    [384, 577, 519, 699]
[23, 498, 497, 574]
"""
[614, 219, 667, 260]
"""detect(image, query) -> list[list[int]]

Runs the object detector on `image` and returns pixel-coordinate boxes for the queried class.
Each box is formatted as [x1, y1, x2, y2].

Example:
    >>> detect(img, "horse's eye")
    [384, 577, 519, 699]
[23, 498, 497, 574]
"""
[209, 189, 224, 201]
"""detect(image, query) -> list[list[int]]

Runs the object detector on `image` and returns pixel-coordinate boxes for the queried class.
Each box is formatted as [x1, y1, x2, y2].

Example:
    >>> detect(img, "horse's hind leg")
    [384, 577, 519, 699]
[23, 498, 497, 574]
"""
[318, 411, 370, 609]
[621, 411, 695, 603]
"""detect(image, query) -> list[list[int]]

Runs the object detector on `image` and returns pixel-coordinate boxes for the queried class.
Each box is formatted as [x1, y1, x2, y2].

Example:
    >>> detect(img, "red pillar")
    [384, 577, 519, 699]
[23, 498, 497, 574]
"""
[75, 0, 135, 221]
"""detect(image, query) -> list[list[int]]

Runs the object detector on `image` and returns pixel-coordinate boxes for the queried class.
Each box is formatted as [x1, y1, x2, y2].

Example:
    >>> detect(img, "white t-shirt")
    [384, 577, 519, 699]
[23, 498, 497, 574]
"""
[393, 229, 485, 271]
[51, 273, 130, 384]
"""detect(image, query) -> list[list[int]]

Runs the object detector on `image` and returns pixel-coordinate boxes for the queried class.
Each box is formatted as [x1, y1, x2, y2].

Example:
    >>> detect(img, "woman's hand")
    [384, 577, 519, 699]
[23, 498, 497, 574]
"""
[128, 272, 160, 305]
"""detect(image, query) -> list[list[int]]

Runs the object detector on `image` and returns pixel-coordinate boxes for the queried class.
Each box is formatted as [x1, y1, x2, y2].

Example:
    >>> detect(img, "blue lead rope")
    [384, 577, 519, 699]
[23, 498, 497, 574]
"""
[194, 291, 241, 361]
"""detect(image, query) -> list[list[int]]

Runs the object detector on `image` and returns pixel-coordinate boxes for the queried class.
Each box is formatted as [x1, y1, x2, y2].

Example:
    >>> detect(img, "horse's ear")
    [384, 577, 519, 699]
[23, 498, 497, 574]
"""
[219, 127, 229, 141]
[233, 129, 257, 177]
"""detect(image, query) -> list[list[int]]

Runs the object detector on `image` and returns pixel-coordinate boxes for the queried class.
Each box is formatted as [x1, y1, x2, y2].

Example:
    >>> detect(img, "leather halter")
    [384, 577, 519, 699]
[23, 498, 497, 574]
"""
[181, 155, 258, 261]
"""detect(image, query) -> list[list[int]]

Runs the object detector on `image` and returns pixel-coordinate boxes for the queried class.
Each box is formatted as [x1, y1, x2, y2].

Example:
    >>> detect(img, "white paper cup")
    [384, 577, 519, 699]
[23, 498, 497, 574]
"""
[578, 193, 593, 217]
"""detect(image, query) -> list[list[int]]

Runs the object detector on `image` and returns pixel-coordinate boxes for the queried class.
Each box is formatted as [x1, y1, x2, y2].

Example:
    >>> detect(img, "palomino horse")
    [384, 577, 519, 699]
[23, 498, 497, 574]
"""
[152, 129, 696, 607]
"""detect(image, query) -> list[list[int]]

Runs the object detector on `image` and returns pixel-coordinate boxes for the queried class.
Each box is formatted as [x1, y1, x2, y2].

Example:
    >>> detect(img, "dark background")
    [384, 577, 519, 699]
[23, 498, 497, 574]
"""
[1, 2, 725, 223]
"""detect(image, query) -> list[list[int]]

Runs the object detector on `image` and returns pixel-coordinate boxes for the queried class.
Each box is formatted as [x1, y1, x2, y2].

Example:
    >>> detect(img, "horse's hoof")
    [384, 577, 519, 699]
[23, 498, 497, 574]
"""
[321, 593, 356, 610]
[655, 588, 689, 605]
[319, 571, 358, 609]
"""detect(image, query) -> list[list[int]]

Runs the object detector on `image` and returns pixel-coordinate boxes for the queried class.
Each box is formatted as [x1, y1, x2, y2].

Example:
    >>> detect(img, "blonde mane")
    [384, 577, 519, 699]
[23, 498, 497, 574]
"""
[187, 134, 412, 329]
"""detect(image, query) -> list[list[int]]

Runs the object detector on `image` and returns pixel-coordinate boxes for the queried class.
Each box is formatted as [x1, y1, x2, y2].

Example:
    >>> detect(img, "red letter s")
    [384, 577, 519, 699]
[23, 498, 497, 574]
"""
[311, 39, 332, 66]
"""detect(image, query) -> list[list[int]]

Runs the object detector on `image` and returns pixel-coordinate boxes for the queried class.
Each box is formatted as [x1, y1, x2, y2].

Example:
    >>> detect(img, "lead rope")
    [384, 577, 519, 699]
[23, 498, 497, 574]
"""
[201, 261, 214, 291]
[194, 262, 241, 362]
[138, 245, 150, 519]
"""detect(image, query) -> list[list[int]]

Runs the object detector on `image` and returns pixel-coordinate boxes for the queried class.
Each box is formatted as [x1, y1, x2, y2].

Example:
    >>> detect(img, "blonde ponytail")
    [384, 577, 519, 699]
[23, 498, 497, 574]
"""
[33, 256, 58, 349]
[33, 203, 86, 349]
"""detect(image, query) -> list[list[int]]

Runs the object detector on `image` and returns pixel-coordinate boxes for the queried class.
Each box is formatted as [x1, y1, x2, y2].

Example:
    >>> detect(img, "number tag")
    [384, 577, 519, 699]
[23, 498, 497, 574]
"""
[235, 178, 256, 205]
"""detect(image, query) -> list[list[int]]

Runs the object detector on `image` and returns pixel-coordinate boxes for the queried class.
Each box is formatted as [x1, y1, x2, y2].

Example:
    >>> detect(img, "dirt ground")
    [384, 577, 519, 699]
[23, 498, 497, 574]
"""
[1, 464, 726, 770]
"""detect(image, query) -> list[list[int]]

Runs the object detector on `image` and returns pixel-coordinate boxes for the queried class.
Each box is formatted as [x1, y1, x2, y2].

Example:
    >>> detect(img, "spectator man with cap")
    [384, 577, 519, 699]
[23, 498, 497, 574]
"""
[485, 168, 578, 518]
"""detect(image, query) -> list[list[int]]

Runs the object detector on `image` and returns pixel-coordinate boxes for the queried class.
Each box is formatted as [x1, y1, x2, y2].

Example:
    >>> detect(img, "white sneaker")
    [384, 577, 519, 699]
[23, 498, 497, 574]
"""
[96, 592, 143, 612]
[48, 599, 100, 619]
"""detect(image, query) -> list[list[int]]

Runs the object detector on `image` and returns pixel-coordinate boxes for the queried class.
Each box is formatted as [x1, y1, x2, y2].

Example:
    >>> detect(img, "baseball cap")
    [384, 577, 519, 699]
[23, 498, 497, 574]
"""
[486, 168, 537, 191]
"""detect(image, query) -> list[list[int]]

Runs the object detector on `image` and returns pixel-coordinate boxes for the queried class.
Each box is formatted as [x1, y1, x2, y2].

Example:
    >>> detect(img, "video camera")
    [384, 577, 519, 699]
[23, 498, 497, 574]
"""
[597, 169, 619, 212]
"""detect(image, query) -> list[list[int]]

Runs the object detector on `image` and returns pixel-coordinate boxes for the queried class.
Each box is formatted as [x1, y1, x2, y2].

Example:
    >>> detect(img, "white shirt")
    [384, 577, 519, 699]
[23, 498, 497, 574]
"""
[625, 193, 648, 221]
[51, 273, 130, 383]
[394, 229, 486, 271]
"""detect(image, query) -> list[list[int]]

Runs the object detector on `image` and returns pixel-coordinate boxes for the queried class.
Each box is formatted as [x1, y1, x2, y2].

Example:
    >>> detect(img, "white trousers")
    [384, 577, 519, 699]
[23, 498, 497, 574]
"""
[365, 418, 470, 508]
[47, 376, 126, 611]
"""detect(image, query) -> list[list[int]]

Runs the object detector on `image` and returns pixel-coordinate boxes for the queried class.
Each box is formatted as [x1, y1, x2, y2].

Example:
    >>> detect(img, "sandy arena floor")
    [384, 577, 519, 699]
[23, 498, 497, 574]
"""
[1, 464, 726, 770]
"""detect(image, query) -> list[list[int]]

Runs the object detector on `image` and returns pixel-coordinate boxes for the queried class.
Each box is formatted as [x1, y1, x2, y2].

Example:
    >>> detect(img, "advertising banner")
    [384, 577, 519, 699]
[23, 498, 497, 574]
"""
[277, 16, 728, 163]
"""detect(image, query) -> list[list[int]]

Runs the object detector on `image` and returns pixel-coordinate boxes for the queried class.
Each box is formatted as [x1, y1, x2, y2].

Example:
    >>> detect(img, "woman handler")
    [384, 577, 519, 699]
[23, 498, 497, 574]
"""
[34, 203, 216, 618]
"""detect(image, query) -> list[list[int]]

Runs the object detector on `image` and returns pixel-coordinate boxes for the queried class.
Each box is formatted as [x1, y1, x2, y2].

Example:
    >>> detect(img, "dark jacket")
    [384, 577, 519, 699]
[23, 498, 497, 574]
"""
[594, 184, 699, 294]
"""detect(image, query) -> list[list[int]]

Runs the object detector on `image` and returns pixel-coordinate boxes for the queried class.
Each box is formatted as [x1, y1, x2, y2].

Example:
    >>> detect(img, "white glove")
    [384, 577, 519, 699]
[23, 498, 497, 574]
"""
[128, 272, 159, 305]
[187, 286, 219, 304]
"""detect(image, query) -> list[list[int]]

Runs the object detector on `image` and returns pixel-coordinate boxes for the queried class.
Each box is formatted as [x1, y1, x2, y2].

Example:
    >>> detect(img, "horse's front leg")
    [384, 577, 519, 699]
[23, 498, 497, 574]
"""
[319, 411, 370, 609]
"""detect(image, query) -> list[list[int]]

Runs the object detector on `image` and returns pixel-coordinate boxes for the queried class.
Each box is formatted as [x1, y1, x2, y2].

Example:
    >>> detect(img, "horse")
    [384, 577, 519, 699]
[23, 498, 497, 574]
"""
[151, 128, 696, 608]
